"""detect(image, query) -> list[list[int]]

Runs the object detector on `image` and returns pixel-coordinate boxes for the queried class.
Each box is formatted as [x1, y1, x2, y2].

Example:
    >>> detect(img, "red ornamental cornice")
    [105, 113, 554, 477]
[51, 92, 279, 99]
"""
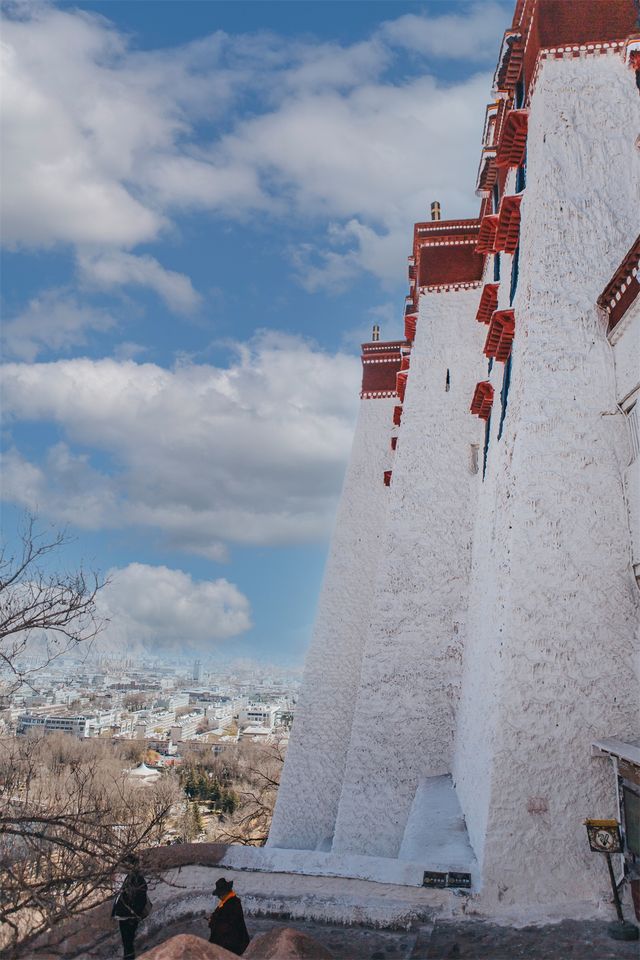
[476, 215, 499, 254]
[597, 234, 640, 333]
[476, 283, 500, 323]
[484, 310, 516, 361]
[496, 110, 529, 168]
[495, 195, 522, 255]
[470, 381, 495, 420]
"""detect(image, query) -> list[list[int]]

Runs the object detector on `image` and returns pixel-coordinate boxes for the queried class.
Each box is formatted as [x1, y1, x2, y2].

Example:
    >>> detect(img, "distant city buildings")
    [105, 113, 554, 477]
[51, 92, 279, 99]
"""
[5, 655, 299, 753]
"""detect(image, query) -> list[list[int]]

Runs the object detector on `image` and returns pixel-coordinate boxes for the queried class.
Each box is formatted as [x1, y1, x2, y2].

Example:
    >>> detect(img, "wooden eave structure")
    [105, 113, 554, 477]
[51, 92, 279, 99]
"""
[475, 215, 499, 254]
[476, 149, 498, 196]
[495, 110, 529, 168]
[470, 381, 494, 420]
[484, 309, 516, 361]
[476, 283, 500, 323]
[493, 30, 524, 93]
[396, 371, 408, 403]
[393, 405, 403, 427]
[405, 315, 417, 342]
[494, 194, 522, 254]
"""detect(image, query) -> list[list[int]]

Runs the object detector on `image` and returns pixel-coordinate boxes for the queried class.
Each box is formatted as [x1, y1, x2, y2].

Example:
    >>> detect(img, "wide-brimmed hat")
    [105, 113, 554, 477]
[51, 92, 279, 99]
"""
[214, 877, 233, 897]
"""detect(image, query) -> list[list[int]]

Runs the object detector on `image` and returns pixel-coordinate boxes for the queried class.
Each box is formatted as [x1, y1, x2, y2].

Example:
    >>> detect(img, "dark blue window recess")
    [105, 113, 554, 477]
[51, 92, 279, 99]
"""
[516, 157, 527, 193]
[487, 357, 494, 376]
[482, 413, 492, 480]
[509, 244, 520, 305]
[515, 75, 525, 110]
[493, 252, 501, 282]
[497, 355, 513, 440]
[492, 182, 500, 213]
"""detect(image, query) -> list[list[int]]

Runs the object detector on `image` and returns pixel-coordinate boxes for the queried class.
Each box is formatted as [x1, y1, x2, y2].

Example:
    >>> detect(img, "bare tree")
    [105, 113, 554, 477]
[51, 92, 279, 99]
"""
[212, 738, 286, 846]
[0, 733, 180, 957]
[0, 516, 105, 692]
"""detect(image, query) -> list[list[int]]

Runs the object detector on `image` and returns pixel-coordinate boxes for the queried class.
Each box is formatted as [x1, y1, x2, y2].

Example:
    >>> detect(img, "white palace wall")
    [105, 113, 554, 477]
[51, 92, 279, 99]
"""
[331, 287, 486, 858]
[269, 395, 394, 850]
[454, 53, 640, 911]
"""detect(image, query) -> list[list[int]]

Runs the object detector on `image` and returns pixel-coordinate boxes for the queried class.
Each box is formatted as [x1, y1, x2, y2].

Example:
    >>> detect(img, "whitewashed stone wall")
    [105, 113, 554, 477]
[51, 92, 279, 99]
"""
[269, 396, 394, 850]
[454, 53, 640, 912]
[331, 287, 486, 858]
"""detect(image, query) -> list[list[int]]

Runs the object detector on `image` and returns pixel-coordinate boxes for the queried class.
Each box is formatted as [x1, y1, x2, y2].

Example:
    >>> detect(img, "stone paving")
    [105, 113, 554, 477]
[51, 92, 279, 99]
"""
[136, 915, 640, 960]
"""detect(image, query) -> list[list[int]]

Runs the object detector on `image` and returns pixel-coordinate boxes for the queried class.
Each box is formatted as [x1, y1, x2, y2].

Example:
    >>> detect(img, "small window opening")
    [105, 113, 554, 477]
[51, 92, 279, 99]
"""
[509, 244, 520, 305]
[482, 414, 492, 479]
[498, 354, 513, 440]
[493, 252, 501, 282]
[470, 444, 480, 475]
[445, 369, 450, 392]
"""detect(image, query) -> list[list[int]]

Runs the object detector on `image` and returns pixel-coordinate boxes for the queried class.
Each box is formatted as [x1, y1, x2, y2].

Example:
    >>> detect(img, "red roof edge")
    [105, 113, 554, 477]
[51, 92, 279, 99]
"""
[597, 234, 640, 333]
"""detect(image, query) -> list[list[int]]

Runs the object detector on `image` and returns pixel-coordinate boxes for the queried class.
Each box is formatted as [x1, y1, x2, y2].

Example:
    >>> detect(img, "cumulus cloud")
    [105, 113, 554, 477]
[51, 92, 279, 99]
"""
[1, 2, 507, 294]
[96, 563, 252, 654]
[1, 334, 360, 554]
[1, 288, 117, 361]
[77, 251, 201, 313]
[379, 3, 510, 60]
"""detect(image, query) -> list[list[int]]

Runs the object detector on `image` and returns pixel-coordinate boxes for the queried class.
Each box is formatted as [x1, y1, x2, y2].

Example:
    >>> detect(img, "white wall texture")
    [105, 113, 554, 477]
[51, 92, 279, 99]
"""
[453, 53, 640, 911]
[268, 396, 394, 850]
[331, 286, 486, 858]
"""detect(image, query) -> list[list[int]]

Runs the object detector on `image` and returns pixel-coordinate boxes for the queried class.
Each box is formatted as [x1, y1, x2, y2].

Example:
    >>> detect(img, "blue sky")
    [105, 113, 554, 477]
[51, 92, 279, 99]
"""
[1, 0, 511, 664]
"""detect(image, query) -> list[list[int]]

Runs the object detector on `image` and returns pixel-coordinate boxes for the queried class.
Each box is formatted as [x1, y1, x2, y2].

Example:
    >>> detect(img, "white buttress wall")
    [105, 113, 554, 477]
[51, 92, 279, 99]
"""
[268, 396, 394, 850]
[331, 287, 486, 858]
[454, 53, 640, 913]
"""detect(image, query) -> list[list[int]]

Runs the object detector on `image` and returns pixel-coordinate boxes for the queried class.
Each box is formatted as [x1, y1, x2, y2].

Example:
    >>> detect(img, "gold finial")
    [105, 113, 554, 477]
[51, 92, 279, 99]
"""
[372, 324, 380, 342]
[431, 201, 441, 221]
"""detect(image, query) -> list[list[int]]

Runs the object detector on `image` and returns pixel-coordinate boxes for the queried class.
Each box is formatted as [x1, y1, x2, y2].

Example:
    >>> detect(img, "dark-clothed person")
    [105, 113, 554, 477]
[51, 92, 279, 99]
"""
[208, 877, 250, 956]
[112, 855, 148, 960]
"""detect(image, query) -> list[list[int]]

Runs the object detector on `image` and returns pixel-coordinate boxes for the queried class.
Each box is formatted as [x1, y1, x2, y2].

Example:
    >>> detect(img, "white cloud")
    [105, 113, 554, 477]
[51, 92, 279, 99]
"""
[77, 251, 201, 313]
[1, 334, 360, 553]
[1, 288, 117, 361]
[97, 563, 252, 654]
[1, 443, 120, 528]
[1, 3, 506, 292]
[379, 3, 510, 60]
